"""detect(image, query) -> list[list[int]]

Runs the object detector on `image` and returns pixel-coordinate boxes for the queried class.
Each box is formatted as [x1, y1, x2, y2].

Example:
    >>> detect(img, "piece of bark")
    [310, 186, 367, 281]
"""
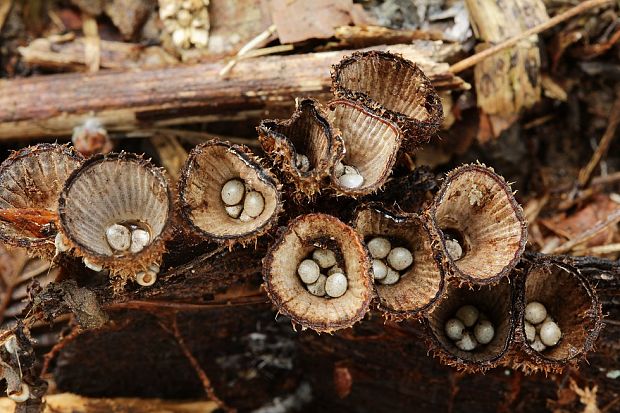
[0, 393, 219, 412]
[19, 37, 178, 71]
[268, 0, 353, 44]
[466, 0, 548, 135]
[0, 43, 467, 141]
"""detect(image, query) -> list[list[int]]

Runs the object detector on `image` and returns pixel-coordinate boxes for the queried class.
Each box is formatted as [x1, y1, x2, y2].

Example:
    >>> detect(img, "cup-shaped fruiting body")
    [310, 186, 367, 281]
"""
[429, 164, 527, 285]
[425, 278, 515, 371]
[331, 51, 443, 147]
[257, 99, 344, 198]
[178, 140, 282, 245]
[0, 144, 83, 258]
[263, 213, 373, 333]
[327, 100, 402, 196]
[514, 262, 602, 373]
[57, 153, 173, 279]
[352, 204, 444, 319]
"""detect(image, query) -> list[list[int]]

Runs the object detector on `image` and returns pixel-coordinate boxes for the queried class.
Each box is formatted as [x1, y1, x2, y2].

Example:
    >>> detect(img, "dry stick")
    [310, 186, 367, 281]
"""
[578, 91, 620, 187]
[551, 209, 620, 254]
[219, 24, 278, 77]
[449, 0, 613, 74]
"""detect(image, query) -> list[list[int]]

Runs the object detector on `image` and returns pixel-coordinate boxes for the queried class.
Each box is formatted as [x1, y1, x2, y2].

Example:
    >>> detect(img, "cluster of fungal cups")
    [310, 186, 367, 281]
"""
[0, 52, 603, 376]
[221, 179, 265, 221]
[444, 305, 495, 352]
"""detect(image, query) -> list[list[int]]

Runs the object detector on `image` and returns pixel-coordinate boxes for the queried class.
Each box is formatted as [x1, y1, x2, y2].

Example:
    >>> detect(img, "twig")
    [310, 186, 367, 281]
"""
[578, 90, 620, 187]
[219, 24, 278, 77]
[573, 243, 620, 256]
[551, 209, 620, 254]
[591, 171, 620, 186]
[449, 0, 613, 73]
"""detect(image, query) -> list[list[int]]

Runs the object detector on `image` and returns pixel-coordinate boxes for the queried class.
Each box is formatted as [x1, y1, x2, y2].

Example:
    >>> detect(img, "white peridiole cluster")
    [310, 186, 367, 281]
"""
[297, 248, 348, 298]
[444, 305, 496, 351]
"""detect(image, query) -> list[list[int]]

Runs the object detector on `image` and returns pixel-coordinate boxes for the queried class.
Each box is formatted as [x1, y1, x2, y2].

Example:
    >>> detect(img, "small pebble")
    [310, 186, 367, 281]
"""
[474, 320, 495, 344]
[307, 274, 327, 297]
[445, 238, 463, 260]
[339, 173, 364, 189]
[106, 224, 131, 251]
[225, 204, 243, 219]
[243, 191, 265, 218]
[297, 259, 320, 284]
[325, 273, 348, 298]
[445, 318, 465, 341]
[190, 27, 208, 48]
[372, 259, 388, 280]
[296, 154, 311, 173]
[221, 179, 245, 206]
[524, 321, 536, 343]
[531, 337, 547, 352]
[312, 249, 337, 268]
[456, 331, 478, 351]
[525, 301, 547, 324]
[379, 268, 400, 285]
[387, 247, 413, 271]
[367, 237, 391, 259]
[456, 305, 479, 327]
[540, 320, 562, 346]
[130, 229, 151, 253]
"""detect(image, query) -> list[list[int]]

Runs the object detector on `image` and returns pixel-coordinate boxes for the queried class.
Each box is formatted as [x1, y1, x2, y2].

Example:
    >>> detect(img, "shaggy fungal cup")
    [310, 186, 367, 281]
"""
[517, 262, 601, 372]
[57, 153, 172, 281]
[263, 213, 373, 332]
[258, 99, 344, 198]
[178, 140, 281, 244]
[353, 205, 444, 319]
[328, 100, 402, 196]
[426, 278, 514, 371]
[0, 144, 83, 259]
[430, 164, 527, 285]
[331, 50, 443, 147]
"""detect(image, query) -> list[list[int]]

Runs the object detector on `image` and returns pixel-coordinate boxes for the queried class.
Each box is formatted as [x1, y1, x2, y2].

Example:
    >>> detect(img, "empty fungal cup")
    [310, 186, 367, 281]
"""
[352, 204, 444, 319]
[178, 140, 281, 244]
[0, 144, 83, 258]
[263, 213, 373, 333]
[331, 51, 443, 146]
[517, 262, 602, 372]
[430, 164, 527, 285]
[57, 153, 172, 277]
[257, 98, 344, 198]
[327, 100, 402, 196]
[425, 278, 515, 371]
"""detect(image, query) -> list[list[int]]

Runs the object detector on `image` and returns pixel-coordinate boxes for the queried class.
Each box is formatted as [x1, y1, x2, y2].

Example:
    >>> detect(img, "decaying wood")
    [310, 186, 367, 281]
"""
[466, 0, 548, 122]
[0, 43, 467, 141]
[30, 252, 619, 412]
[0, 393, 218, 412]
